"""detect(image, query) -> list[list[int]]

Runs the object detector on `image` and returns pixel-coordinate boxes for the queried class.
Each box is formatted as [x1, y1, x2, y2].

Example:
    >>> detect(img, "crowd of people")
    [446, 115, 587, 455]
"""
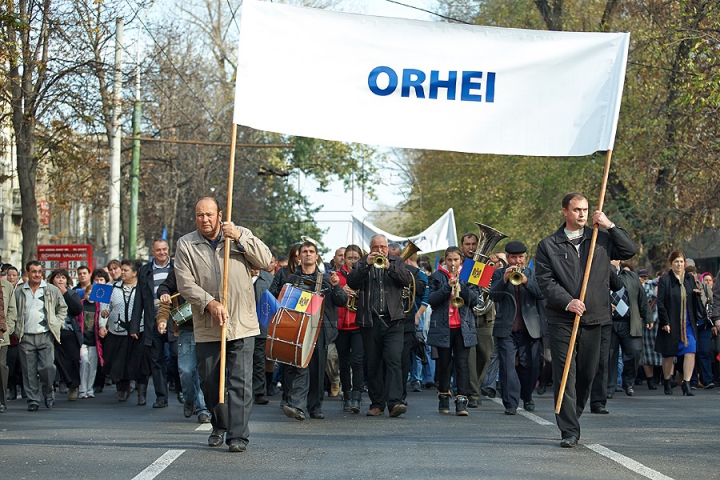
[1, 193, 719, 452]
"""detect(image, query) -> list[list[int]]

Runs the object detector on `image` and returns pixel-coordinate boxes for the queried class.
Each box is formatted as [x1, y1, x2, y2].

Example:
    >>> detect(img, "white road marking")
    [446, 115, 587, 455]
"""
[131, 449, 185, 480]
[489, 397, 554, 425]
[195, 423, 213, 431]
[586, 444, 675, 480]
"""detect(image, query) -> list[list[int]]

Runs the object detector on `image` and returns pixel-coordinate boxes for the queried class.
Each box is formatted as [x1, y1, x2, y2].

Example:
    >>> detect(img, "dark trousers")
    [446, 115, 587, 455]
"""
[468, 330, 494, 400]
[55, 329, 81, 388]
[608, 321, 642, 392]
[285, 328, 327, 414]
[150, 332, 176, 403]
[360, 317, 404, 411]
[549, 323, 602, 441]
[252, 335, 266, 397]
[196, 338, 253, 444]
[336, 329, 364, 393]
[0, 346, 8, 404]
[590, 323, 612, 409]
[93, 336, 107, 390]
[437, 328, 471, 396]
[496, 331, 541, 409]
[694, 325, 713, 386]
[401, 330, 414, 401]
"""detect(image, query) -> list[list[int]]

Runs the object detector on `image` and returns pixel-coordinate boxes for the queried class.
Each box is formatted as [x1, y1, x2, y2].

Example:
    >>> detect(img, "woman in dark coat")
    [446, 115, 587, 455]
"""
[48, 269, 83, 401]
[655, 250, 702, 396]
[427, 246, 478, 416]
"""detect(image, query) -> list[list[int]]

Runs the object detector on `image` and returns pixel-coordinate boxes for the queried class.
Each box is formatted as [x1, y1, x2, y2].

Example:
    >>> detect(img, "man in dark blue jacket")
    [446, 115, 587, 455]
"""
[535, 192, 636, 448]
[490, 241, 544, 415]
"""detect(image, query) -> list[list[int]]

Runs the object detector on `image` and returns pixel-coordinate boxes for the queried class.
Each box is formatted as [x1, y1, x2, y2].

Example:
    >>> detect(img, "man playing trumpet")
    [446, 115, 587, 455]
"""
[490, 241, 544, 415]
[347, 234, 413, 417]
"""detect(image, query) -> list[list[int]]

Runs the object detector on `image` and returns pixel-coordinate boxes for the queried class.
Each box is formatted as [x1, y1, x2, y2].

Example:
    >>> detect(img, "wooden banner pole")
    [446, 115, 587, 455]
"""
[219, 123, 238, 404]
[555, 149, 613, 414]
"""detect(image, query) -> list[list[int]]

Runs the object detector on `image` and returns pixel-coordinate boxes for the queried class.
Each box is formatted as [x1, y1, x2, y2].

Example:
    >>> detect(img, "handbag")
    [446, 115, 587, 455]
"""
[695, 285, 712, 329]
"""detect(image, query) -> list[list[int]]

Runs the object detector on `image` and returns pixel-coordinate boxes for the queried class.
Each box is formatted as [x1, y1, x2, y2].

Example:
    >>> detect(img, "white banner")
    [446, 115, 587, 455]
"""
[348, 209, 457, 254]
[234, 0, 629, 157]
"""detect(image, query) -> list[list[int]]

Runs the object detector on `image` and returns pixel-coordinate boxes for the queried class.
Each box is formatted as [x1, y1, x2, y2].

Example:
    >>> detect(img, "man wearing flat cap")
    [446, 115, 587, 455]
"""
[489, 241, 544, 415]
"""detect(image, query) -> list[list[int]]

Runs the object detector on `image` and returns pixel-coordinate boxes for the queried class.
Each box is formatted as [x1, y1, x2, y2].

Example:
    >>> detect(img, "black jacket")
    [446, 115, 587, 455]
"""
[130, 259, 176, 345]
[346, 254, 412, 327]
[281, 266, 346, 344]
[63, 289, 83, 345]
[535, 224, 637, 326]
[490, 266, 544, 339]
[655, 272, 701, 356]
[426, 269, 478, 348]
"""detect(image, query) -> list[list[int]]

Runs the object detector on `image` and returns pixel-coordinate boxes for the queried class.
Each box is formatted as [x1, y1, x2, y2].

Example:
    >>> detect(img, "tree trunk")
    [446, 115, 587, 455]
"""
[14, 124, 40, 268]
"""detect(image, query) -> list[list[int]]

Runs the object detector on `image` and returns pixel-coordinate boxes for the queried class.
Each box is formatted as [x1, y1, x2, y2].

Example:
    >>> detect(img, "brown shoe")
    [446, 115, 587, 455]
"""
[389, 403, 407, 417]
[366, 407, 384, 416]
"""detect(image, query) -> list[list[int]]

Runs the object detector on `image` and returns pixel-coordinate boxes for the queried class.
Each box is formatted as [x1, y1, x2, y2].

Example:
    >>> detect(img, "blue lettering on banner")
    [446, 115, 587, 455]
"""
[368, 67, 495, 102]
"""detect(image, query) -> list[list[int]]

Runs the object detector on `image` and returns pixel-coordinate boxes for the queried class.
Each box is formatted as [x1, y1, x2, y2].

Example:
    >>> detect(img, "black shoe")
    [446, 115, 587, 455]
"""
[624, 386, 634, 397]
[197, 413, 211, 423]
[177, 392, 185, 404]
[455, 396, 469, 416]
[504, 406, 517, 415]
[606, 392, 614, 399]
[228, 439, 247, 453]
[44, 397, 54, 409]
[208, 429, 225, 447]
[560, 436, 578, 448]
[536, 384, 547, 395]
[647, 378, 657, 390]
[95, 386, 104, 394]
[523, 400, 535, 412]
[681, 380, 695, 396]
[467, 398, 480, 408]
[136, 384, 147, 406]
[153, 400, 169, 408]
[254, 395, 269, 405]
[118, 390, 130, 402]
[283, 405, 306, 421]
[482, 387, 497, 398]
[310, 411, 325, 419]
[438, 393, 451, 414]
[0, 403, 5, 412]
[350, 391, 362, 413]
[591, 407, 609, 414]
[27, 404, 39, 412]
[664, 378, 673, 395]
[704, 382, 715, 389]
[183, 402, 195, 418]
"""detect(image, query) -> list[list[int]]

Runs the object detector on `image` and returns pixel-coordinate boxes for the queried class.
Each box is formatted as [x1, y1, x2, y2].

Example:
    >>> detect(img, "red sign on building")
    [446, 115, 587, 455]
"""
[37, 244, 93, 281]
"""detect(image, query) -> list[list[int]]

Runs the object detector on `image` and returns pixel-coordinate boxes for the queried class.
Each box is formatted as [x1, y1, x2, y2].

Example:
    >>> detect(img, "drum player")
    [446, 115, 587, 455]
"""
[269, 241, 346, 421]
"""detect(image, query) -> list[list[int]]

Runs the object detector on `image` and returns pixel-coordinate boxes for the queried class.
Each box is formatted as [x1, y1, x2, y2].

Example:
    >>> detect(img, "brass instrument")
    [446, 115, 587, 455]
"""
[400, 240, 421, 313]
[373, 254, 388, 269]
[450, 265, 464, 308]
[508, 265, 524, 286]
[470, 223, 508, 317]
[346, 291, 358, 312]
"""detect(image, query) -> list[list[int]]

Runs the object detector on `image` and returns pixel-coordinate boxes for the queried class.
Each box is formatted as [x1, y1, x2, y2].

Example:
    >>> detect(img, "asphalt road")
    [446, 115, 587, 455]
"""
[1, 381, 718, 479]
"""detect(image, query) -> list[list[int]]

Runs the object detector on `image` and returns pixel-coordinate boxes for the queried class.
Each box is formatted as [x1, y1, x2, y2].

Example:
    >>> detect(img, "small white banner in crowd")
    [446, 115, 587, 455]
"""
[349, 208, 458, 254]
[234, 0, 630, 157]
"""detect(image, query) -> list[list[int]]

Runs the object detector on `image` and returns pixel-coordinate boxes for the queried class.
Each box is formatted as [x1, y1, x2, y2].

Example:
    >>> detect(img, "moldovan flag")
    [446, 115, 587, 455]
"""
[234, 0, 630, 156]
[459, 258, 495, 288]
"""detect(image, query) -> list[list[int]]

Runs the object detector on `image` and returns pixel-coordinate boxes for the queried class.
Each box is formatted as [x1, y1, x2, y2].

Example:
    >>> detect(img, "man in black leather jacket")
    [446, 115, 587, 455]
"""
[347, 234, 412, 417]
[535, 192, 636, 448]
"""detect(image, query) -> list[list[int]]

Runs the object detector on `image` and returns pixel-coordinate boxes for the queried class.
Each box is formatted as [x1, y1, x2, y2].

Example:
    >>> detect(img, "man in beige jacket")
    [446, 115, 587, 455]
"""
[175, 197, 272, 453]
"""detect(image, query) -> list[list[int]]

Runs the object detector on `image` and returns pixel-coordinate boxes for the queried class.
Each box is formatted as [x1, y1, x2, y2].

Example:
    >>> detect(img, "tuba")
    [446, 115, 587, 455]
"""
[400, 240, 421, 313]
[470, 223, 508, 317]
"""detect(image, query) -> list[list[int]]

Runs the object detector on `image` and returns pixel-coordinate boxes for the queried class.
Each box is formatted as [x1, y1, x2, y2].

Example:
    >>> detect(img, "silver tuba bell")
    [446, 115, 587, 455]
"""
[470, 223, 507, 317]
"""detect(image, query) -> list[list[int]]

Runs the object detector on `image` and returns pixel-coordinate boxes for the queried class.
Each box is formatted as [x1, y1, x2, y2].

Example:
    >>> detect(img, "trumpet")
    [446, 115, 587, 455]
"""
[373, 254, 388, 269]
[508, 265, 525, 286]
[450, 266, 464, 308]
[346, 292, 358, 312]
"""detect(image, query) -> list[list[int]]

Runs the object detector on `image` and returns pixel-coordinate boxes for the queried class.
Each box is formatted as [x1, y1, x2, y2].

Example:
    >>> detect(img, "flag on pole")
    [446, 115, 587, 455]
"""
[234, 0, 630, 157]
[459, 258, 495, 288]
[256, 290, 280, 329]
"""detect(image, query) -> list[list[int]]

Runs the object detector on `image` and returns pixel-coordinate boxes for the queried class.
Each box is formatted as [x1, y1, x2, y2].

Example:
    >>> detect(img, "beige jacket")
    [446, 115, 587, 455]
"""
[175, 227, 272, 343]
[1, 279, 17, 346]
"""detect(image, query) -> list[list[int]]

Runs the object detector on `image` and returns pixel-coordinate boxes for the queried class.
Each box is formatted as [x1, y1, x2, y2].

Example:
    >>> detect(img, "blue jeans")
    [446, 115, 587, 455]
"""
[177, 330, 209, 416]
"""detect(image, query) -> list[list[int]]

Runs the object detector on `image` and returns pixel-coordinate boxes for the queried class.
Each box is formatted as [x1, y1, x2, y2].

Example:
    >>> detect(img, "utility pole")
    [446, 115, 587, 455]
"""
[108, 18, 123, 262]
[128, 26, 142, 259]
